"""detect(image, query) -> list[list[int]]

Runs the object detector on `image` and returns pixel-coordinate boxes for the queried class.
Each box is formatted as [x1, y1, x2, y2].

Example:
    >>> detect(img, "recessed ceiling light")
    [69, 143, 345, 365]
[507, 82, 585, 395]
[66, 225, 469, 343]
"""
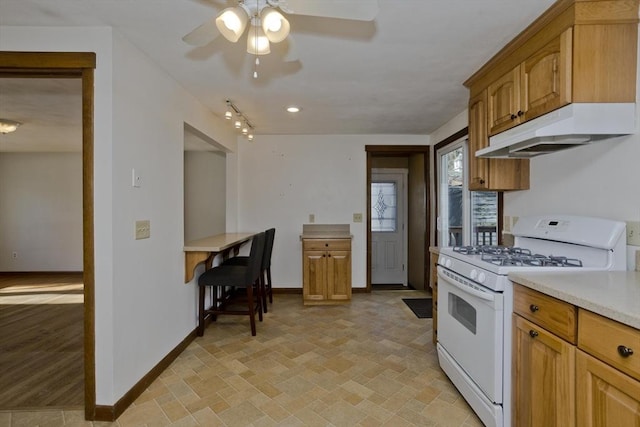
[286, 106, 300, 113]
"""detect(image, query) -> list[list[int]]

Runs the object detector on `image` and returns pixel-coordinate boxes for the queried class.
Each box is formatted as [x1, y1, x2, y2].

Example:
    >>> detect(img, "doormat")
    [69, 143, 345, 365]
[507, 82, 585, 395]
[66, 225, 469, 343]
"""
[402, 298, 433, 319]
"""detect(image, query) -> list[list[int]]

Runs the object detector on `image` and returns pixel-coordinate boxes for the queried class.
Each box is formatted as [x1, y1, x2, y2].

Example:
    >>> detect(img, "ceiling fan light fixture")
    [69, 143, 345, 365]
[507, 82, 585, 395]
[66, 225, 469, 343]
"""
[247, 24, 271, 55]
[0, 119, 21, 134]
[261, 8, 290, 43]
[216, 7, 249, 42]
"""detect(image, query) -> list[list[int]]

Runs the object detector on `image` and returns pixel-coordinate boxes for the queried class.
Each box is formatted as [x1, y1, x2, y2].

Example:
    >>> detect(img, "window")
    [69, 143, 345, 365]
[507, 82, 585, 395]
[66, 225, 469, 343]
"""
[371, 182, 397, 232]
[436, 136, 499, 247]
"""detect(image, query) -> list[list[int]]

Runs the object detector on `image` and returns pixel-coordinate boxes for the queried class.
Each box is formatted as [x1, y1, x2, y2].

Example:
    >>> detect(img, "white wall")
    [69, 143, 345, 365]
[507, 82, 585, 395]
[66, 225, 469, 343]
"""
[236, 134, 428, 289]
[0, 152, 82, 271]
[0, 26, 238, 405]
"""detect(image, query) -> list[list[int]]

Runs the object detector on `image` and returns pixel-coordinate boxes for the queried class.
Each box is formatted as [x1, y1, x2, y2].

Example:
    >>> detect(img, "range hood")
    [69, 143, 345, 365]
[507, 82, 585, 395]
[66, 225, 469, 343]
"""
[476, 103, 636, 158]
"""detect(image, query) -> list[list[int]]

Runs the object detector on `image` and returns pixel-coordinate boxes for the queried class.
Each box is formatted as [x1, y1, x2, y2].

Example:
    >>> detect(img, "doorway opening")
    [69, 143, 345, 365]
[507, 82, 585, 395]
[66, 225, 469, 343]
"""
[366, 145, 430, 292]
[0, 51, 96, 418]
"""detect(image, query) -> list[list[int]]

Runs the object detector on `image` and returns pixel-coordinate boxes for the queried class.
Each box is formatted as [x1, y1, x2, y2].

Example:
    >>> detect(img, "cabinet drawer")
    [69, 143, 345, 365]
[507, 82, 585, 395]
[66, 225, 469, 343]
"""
[513, 284, 577, 343]
[303, 239, 351, 251]
[578, 309, 640, 381]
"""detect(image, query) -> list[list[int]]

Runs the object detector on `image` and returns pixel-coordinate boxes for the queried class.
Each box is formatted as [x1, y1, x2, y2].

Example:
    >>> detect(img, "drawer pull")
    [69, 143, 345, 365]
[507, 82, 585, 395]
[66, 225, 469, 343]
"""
[617, 345, 634, 358]
[529, 304, 539, 313]
[529, 330, 539, 338]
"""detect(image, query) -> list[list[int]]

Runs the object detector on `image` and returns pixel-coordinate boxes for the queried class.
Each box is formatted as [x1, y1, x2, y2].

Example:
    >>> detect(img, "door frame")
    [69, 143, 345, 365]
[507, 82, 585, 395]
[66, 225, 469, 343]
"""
[0, 51, 97, 419]
[365, 145, 430, 291]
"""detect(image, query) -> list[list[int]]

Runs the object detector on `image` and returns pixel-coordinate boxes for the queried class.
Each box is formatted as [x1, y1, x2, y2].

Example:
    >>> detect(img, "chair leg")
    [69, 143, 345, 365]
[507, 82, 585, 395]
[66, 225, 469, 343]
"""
[246, 284, 257, 336]
[197, 286, 205, 337]
[260, 270, 268, 313]
[266, 267, 273, 304]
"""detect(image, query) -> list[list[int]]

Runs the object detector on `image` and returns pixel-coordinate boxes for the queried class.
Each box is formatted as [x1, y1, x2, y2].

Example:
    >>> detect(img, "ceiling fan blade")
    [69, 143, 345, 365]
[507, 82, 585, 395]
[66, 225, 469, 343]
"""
[182, 18, 221, 47]
[278, 0, 379, 21]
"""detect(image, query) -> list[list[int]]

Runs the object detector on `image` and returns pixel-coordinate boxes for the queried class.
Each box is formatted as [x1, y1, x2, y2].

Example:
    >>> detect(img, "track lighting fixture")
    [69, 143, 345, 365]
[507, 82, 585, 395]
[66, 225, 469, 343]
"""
[224, 100, 255, 141]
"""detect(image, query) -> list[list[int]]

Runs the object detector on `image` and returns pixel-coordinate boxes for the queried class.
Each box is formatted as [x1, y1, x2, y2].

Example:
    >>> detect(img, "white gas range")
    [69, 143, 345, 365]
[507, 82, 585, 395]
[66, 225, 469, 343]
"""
[436, 215, 627, 427]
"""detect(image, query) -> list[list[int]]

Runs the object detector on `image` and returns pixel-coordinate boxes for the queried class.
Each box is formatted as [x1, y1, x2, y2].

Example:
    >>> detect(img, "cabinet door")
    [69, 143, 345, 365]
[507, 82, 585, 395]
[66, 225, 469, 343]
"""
[576, 350, 640, 427]
[513, 314, 575, 427]
[522, 29, 572, 122]
[326, 250, 351, 301]
[303, 250, 326, 302]
[488, 65, 523, 136]
[468, 91, 490, 191]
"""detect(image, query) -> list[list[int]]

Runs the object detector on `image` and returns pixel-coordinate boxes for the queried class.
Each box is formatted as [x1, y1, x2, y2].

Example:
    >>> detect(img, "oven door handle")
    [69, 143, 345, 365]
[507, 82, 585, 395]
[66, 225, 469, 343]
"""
[438, 270, 495, 302]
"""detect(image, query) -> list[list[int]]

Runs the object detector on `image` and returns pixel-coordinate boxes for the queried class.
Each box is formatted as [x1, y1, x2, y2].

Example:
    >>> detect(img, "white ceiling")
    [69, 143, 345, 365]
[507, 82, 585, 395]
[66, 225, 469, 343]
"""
[0, 0, 556, 151]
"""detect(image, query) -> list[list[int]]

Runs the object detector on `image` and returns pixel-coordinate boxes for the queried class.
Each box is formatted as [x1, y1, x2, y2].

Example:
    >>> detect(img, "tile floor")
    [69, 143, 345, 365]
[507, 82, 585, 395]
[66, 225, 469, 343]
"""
[1, 290, 483, 426]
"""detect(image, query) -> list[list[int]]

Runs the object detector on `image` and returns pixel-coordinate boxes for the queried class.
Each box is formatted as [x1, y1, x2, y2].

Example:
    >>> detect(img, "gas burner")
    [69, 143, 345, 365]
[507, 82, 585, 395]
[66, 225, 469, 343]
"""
[453, 245, 532, 256]
[480, 252, 583, 267]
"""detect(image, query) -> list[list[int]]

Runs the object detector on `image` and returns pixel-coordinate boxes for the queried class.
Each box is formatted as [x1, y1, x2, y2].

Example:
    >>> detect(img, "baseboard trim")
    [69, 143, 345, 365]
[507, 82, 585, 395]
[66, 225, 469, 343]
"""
[272, 287, 302, 294]
[92, 329, 197, 422]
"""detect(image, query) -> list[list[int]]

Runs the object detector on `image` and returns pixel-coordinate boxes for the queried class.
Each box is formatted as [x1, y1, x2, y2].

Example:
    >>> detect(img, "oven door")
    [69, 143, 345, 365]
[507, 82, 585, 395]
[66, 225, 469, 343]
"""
[437, 266, 504, 403]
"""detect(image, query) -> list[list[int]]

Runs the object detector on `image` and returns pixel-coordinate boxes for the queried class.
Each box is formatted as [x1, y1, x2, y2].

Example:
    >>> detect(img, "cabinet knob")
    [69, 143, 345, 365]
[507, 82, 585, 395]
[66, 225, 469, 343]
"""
[479, 179, 485, 184]
[510, 114, 517, 120]
[328, 254, 331, 257]
[618, 345, 634, 357]
[529, 304, 539, 313]
[517, 110, 524, 117]
[529, 330, 539, 338]
[325, 243, 329, 247]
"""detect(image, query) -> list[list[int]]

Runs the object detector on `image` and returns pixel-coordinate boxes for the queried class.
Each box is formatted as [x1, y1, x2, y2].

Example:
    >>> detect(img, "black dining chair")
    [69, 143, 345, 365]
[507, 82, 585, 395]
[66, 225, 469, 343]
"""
[224, 228, 275, 313]
[197, 231, 265, 336]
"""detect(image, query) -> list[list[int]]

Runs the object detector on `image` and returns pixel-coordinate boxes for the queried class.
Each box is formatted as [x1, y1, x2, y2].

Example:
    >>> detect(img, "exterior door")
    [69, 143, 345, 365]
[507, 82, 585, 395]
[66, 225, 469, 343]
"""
[371, 170, 407, 285]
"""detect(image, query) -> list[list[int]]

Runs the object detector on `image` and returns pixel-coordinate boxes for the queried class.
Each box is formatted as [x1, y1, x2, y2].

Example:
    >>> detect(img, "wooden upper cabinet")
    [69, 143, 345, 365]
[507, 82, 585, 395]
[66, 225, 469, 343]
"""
[522, 29, 572, 122]
[464, 0, 638, 190]
[468, 91, 490, 190]
[488, 65, 523, 136]
[469, 90, 530, 191]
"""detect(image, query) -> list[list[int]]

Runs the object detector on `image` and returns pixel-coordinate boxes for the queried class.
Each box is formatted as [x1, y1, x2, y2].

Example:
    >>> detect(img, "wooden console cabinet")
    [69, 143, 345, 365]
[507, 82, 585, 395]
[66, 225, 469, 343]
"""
[465, 0, 639, 191]
[302, 238, 351, 305]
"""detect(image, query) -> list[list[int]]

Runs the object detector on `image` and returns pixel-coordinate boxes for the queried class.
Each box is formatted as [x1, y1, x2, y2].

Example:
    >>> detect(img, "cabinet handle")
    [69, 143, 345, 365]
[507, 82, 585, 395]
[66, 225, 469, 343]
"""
[479, 179, 485, 184]
[529, 304, 539, 313]
[328, 254, 331, 257]
[517, 110, 524, 117]
[529, 330, 539, 338]
[510, 114, 517, 120]
[618, 345, 634, 357]
[325, 243, 329, 247]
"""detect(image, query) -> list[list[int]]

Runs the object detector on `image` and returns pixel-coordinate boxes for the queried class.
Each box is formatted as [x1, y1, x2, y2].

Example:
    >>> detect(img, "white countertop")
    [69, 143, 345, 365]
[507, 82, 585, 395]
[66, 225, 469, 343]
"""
[509, 271, 640, 329]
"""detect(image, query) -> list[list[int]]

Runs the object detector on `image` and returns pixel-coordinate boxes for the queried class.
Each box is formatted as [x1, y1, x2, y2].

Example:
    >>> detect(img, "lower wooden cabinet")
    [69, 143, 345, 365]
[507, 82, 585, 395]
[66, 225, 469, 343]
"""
[512, 314, 575, 427]
[302, 238, 351, 305]
[576, 350, 640, 426]
[513, 283, 640, 426]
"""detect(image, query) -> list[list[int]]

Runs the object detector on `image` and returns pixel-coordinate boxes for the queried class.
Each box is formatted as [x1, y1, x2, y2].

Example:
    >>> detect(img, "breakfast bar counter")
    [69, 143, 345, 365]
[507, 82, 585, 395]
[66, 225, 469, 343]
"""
[184, 232, 256, 283]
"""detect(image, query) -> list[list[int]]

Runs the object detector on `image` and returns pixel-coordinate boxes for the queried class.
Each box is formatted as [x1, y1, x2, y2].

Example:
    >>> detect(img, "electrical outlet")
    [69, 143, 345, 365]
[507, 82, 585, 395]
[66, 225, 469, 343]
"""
[135, 220, 150, 240]
[627, 221, 640, 246]
[12, 251, 17, 259]
[353, 213, 363, 223]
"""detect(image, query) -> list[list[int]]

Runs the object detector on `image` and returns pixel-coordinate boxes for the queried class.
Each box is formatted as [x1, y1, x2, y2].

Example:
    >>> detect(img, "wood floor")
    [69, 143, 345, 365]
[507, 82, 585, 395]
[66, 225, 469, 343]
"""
[0, 272, 84, 409]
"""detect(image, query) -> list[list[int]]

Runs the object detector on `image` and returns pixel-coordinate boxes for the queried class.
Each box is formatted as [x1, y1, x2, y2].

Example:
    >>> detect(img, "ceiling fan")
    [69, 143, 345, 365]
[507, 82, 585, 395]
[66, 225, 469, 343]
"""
[182, 0, 379, 56]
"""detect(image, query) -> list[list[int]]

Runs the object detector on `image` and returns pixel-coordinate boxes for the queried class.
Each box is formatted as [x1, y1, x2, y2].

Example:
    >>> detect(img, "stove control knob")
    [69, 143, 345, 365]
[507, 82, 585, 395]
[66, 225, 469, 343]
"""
[470, 269, 478, 280]
[477, 272, 486, 283]
[445, 259, 452, 268]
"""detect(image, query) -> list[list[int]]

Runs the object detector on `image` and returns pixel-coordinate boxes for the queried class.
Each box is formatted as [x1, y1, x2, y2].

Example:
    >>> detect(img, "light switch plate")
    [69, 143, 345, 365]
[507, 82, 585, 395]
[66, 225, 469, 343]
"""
[309, 214, 315, 223]
[353, 213, 363, 223]
[135, 220, 150, 240]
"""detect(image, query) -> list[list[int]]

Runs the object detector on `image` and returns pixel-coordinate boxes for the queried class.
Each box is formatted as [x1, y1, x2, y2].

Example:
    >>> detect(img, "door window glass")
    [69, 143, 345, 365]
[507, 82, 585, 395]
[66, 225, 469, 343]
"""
[371, 182, 397, 232]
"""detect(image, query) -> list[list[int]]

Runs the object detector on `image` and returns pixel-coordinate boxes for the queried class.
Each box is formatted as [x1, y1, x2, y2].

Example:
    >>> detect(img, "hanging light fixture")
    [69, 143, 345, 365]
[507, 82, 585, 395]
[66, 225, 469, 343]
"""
[224, 101, 233, 120]
[247, 21, 271, 56]
[0, 119, 21, 134]
[261, 7, 290, 43]
[215, 7, 249, 43]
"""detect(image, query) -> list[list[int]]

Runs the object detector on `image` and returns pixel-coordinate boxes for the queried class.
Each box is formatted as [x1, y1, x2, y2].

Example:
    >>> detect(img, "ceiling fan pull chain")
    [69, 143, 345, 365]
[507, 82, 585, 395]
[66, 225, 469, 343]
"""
[253, 0, 259, 79]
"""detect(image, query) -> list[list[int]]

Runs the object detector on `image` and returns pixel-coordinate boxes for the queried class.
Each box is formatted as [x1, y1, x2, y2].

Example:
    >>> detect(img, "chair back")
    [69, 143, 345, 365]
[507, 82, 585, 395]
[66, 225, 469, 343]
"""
[262, 228, 276, 270]
[245, 232, 265, 284]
